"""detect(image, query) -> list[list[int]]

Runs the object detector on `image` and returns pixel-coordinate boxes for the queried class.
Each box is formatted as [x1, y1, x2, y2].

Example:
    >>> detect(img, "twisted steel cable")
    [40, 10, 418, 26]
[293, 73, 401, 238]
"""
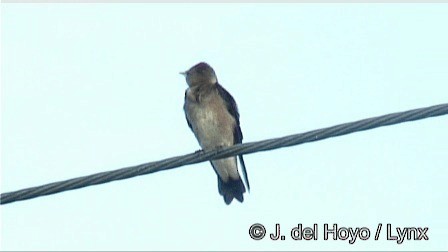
[1, 103, 447, 205]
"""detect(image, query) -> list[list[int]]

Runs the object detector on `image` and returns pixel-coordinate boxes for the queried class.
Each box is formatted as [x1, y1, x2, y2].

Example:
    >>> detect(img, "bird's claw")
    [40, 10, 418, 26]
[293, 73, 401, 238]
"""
[194, 149, 204, 154]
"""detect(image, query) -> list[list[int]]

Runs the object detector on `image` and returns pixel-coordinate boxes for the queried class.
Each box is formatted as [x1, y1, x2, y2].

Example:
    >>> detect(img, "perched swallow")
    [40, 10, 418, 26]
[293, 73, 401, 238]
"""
[181, 62, 250, 205]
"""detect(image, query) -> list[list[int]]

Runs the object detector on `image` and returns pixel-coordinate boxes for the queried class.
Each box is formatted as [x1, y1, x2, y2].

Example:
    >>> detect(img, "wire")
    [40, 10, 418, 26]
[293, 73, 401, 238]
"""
[1, 103, 447, 205]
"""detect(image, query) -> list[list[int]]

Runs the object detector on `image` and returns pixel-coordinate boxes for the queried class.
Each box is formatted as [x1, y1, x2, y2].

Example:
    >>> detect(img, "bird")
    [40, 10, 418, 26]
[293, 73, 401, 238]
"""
[181, 62, 250, 205]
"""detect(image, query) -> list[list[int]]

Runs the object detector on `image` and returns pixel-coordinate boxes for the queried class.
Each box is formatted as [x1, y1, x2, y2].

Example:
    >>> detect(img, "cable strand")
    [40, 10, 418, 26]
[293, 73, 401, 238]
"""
[1, 103, 447, 205]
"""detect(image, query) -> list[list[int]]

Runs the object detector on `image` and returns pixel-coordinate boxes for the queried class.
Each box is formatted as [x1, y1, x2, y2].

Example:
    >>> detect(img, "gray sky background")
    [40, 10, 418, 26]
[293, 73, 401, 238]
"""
[2, 4, 448, 251]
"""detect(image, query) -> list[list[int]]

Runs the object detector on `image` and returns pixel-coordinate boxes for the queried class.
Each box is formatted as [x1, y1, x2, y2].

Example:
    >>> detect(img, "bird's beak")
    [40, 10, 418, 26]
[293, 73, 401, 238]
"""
[179, 71, 187, 76]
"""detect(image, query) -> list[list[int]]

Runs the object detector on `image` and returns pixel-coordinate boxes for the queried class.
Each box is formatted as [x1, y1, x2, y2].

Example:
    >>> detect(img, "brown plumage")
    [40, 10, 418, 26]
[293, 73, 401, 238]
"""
[181, 62, 250, 204]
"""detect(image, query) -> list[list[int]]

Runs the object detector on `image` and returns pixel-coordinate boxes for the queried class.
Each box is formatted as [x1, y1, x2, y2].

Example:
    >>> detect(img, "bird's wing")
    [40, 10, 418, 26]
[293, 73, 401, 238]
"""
[216, 84, 250, 191]
[184, 90, 193, 130]
[215, 84, 241, 141]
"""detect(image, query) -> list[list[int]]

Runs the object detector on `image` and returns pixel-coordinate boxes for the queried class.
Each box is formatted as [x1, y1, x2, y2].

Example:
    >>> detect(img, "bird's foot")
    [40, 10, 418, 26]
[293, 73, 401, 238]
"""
[194, 149, 204, 154]
[215, 145, 226, 150]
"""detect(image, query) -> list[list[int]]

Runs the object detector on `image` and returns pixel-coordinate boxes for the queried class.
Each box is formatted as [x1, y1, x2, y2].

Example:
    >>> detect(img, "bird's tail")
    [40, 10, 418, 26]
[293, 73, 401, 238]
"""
[217, 176, 246, 205]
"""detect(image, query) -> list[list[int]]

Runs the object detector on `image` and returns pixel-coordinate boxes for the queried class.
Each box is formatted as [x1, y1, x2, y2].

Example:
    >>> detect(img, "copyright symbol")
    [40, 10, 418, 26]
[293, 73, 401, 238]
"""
[249, 223, 266, 240]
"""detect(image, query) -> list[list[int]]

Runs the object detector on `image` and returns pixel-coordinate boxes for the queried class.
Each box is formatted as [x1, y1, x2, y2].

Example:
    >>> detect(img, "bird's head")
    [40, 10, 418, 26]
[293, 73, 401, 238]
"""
[180, 62, 218, 87]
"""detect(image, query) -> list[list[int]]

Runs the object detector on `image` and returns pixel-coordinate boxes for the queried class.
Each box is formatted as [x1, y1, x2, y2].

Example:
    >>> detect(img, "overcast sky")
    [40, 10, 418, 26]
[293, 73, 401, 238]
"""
[2, 4, 448, 251]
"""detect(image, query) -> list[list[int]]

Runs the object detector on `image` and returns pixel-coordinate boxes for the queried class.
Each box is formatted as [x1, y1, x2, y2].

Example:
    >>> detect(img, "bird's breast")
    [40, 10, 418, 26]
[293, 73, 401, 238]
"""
[185, 90, 235, 150]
